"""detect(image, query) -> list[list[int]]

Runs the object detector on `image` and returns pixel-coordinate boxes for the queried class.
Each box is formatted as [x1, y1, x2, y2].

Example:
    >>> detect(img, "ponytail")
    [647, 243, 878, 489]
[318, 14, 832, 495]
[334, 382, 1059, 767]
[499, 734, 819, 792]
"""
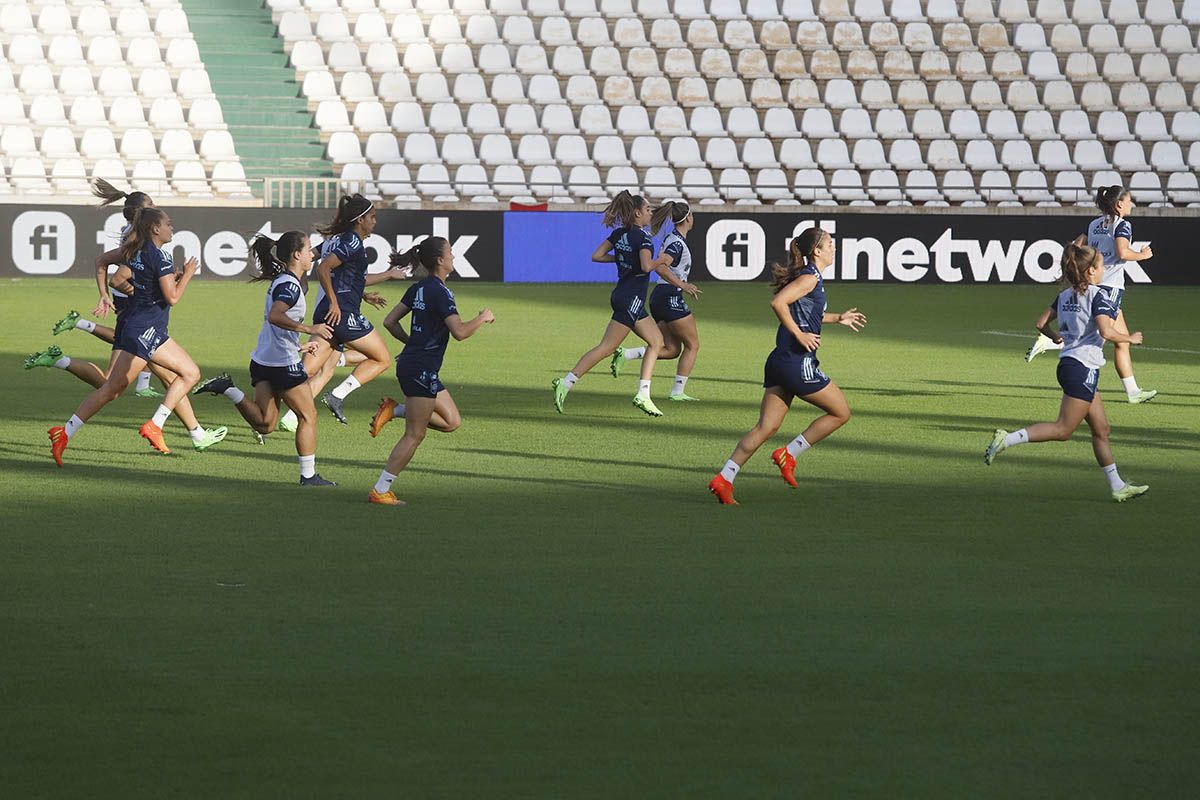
[249, 231, 308, 283]
[389, 236, 447, 279]
[1060, 237, 1100, 295]
[650, 200, 691, 235]
[602, 189, 646, 229]
[117, 207, 166, 264]
[317, 193, 373, 237]
[93, 178, 152, 222]
[1095, 185, 1128, 221]
[770, 227, 826, 294]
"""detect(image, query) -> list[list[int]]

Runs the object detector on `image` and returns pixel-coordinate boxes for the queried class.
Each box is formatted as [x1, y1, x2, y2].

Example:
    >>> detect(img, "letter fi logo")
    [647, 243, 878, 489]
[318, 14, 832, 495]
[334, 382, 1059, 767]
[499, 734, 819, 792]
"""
[705, 220, 765, 280]
[13, 211, 76, 274]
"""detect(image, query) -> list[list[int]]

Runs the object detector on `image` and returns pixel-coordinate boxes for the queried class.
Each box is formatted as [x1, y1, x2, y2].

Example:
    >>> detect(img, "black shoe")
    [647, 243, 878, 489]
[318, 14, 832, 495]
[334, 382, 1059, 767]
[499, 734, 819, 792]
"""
[322, 392, 348, 424]
[193, 373, 233, 396]
[300, 473, 337, 487]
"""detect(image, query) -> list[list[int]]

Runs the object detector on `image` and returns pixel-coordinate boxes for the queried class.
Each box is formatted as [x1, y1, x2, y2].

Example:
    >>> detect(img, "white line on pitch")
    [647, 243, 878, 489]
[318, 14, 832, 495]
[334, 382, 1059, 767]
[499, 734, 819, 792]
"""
[980, 330, 1200, 356]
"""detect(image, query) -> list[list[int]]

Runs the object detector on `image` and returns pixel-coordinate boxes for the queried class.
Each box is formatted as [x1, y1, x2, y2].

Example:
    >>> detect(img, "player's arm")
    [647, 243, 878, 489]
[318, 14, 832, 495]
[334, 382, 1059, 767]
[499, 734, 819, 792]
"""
[1114, 237, 1151, 262]
[823, 308, 866, 331]
[652, 244, 702, 298]
[1096, 314, 1142, 345]
[591, 239, 615, 263]
[93, 248, 125, 315]
[157, 257, 198, 306]
[316, 252, 342, 323]
[1035, 305, 1060, 342]
[365, 265, 410, 286]
[382, 301, 412, 343]
[445, 309, 495, 341]
[771, 274, 820, 351]
[109, 264, 134, 296]
[267, 295, 330, 339]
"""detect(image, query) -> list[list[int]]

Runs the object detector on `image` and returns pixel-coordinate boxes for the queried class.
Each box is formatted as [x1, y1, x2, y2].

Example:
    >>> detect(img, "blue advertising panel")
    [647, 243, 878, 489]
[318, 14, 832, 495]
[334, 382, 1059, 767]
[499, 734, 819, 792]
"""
[503, 211, 609, 282]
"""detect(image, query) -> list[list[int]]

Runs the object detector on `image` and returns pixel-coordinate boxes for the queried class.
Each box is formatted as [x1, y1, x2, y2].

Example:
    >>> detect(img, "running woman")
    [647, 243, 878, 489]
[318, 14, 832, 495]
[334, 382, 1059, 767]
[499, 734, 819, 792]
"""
[552, 190, 674, 417]
[985, 238, 1149, 502]
[192, 232, 337, 486]
[291, 193, 408, 427]
[48, 208, 206, 465]
[368, 237, 495, 506]
[1027, 186, 1155, 403]
[707, 227, 867, 505]
[609, 200, 703, 401]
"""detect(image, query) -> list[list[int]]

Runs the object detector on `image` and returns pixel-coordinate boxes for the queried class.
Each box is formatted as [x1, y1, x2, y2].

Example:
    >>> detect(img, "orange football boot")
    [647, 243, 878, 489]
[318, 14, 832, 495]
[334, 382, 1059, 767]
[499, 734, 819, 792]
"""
[369, 397, 398, 438]
[707, 474, 737, 505]
[770, 447, 798, 488]
[368, 489, 406, 506]
[48, 426, 68, 467]
[138, 420, 170, 454]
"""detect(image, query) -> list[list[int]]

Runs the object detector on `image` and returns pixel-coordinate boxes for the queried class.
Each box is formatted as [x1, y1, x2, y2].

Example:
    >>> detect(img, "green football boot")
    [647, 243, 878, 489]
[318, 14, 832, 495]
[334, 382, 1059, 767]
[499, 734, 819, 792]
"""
[552, 378, 570, 413]
[1112, 483, 1149, 503]
[192, 426, 229, 451]
[668, 392, 699, 402]
[24, 345, 63, 370]
[633, 394, 663, 417]
[52, 310, 80, 335]
[610, 346, 625, 378]
[1128, 389, 1157, 404]
[983, 429, 1008, 465]
[135, 385, 166, 398]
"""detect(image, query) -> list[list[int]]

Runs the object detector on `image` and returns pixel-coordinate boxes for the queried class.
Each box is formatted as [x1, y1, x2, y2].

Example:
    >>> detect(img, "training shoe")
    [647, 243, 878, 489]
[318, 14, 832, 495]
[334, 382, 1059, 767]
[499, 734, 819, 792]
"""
[370, 397, 398, 438]
[52, 310, 80, 336]
[48, 426, 68, 467]
[770, 447, 799, 488]
[1025, 333, 1053, 363]
[708, 474, 737, 505]
[552, 378, 569, 414]
[277, 414, 298, 433]
[1112, 483, 1149, 503]
[632, 394, 663, 417]
[252, 430, 265, 445]
[192, 426, 228, 451]
[24, 345, 63, 370]
[668, 392, 699, 402]
[1128, 389, 1158, 404]
[134, 386, 166, 399]
[139, 420, 170, 454]
[983, 428, 1008, 465]
[322, 392, 348, 424]
[193, 373, 233, 396]
[300, 473, 337, 487]
[610, 346, 625, 378]
[368, 488, 405, 506]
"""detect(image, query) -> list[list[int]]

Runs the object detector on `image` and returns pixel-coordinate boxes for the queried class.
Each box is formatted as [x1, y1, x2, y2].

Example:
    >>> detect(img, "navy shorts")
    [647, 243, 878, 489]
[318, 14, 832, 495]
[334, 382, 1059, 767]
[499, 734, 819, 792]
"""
[649, 284, 692, 324]
[249, 359, 309, 391]
[313, 298, 374, 350]
[610, 287, 649, 328]
[395, 361, 445, 399]
[1102, 287, 1125, 313]
[111, 297, 129, 347]
[763, 349, 830, 397]
[1057, 356, 1099, 403]
[114, 312, 169, 361]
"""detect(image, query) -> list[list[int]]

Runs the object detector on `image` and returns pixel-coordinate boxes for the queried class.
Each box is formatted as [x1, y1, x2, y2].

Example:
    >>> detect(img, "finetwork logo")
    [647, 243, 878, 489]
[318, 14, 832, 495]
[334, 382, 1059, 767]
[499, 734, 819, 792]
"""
[13, 211, 76, 274]
[705, 220, 766, 280]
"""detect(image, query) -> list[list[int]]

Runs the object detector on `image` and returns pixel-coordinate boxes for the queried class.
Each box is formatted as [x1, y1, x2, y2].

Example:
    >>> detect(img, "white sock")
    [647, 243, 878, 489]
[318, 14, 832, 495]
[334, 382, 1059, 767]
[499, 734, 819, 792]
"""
[331, 375, 361, 400]
[64, 414, 84, 439]
[280, 408, 298, 428]
[136, 371, 152, 391]
[223, 386, 245, 404]
[1121, 376, 1141, 397]
[188, 426, 205, 443]
[671, 374, 688, 395]
[151, 404, 171, 428]
[785, 433, 811, 458]
[1003, 429, 1030, 448]
[336, 352, 347, 367]
[395, 403, 406, 418]
[719, 459, 740, 482]
[637, 379, 651, 398]
[624, 346, 646, 360]
[1101, 462, 1124, 491]
[75, 319, 96, 333]
[299, 454, 316, 479]
[562, 371, 579, 389]
[53, 356, 71, 369]
[374, 469, 396, 494]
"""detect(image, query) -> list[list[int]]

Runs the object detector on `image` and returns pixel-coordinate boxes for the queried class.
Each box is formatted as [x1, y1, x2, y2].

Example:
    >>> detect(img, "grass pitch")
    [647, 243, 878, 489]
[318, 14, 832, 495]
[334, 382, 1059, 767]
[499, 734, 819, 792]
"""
[2, 278, 1198, 796]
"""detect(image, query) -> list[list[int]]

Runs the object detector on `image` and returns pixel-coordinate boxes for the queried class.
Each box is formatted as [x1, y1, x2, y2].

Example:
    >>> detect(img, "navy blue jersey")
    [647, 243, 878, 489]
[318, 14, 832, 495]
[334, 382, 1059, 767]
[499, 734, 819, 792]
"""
[608, 225, 653, 286]
[128, 241, 174, 312]
[396, 277, 459, 372]
[774, 262, 827, 354]
[315, 231, 369, 311]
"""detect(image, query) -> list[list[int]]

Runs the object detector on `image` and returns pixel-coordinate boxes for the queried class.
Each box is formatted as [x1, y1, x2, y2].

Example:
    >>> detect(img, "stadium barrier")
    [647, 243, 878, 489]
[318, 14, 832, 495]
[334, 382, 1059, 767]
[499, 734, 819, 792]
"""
[2, 204, 1194, 284]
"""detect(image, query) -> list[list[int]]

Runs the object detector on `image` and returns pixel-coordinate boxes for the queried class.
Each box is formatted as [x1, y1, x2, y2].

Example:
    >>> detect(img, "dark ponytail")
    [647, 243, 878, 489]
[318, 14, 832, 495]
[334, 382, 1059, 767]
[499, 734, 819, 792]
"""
[770, 227, 826, 294]
[650, 200, 691, 235]
[1095, 185, 1129, 220]
[117, 207, 166, 264]
[249, 231, 308, 283]
[1061, 237, 1100, 295]
[602, 189, 647, 229]
[317, 193, 373, 237]
[390, 236, 448, 279]
[93, 178, 152, 222]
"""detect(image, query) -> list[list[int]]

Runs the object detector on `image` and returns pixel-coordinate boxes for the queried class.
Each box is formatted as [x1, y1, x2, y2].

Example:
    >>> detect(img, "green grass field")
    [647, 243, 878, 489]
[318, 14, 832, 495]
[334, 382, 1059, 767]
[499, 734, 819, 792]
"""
[2, 278, 1198, 797]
